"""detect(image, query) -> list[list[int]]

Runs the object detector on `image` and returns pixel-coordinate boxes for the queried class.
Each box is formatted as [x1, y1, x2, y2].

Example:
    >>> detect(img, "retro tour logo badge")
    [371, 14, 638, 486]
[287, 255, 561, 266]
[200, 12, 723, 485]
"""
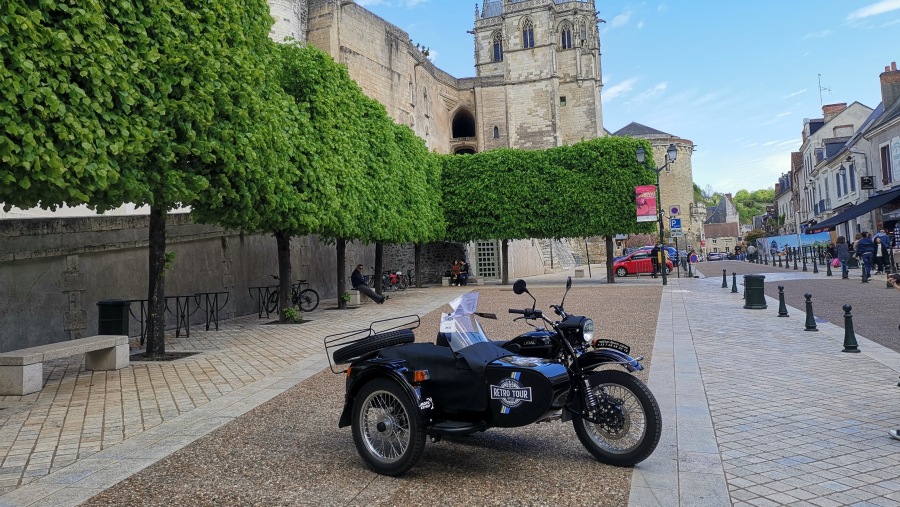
[491, 372, 532, 414]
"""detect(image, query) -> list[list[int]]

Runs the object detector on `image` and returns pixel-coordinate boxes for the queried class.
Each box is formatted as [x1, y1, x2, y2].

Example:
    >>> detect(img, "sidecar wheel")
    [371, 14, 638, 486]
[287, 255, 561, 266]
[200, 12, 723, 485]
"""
[573, 370, 661, 467]
[351, 377, 426, 476]
[333, 329, 415, 364]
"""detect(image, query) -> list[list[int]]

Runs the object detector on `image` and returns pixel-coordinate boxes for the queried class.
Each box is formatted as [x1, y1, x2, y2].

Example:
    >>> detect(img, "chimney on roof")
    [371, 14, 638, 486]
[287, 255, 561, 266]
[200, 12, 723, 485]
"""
[822, 103, 847, 123]
[882, 61, 900, 109]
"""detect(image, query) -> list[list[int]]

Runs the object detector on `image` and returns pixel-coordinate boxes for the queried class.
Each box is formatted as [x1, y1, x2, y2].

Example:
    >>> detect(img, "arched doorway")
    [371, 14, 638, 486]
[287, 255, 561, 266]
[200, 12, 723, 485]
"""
[454, 147, 476, 155]
[452, 109, 476, 139]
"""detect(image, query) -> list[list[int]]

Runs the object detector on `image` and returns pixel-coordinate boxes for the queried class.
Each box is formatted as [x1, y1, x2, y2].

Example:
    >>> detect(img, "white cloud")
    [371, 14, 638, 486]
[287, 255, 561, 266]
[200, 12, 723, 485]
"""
[803, 30, 832, 39]
[609, 11, 632, 29]
[603, 77, 639, 102]
[629, 82, 668, 105]
[848, 0, 900, 20]
[783, 89, 806, 100]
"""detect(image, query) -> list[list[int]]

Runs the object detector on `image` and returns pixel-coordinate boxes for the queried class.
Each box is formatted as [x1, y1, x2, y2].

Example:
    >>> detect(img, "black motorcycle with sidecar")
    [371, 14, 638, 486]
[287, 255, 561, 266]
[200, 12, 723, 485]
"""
[324, 278, 661, 476]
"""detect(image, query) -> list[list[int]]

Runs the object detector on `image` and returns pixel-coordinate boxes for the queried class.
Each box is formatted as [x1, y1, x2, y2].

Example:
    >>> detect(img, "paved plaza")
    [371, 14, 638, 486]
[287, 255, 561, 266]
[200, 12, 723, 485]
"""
[1, 263, 900, 506]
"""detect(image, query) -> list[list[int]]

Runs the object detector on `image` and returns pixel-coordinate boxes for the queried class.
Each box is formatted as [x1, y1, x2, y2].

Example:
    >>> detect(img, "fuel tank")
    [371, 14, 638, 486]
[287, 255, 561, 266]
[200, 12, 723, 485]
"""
[502, 329, 557, 358]
[485, 356, 569, 428]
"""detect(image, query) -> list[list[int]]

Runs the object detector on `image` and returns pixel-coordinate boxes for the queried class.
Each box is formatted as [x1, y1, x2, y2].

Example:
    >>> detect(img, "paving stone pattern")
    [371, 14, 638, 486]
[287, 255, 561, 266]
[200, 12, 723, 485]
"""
[3, 265, 900, 506]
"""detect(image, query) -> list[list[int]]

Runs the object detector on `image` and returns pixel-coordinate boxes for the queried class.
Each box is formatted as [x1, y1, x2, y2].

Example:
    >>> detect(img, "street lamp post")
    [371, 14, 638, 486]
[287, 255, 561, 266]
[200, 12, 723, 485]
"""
[637, 143, 678, 286]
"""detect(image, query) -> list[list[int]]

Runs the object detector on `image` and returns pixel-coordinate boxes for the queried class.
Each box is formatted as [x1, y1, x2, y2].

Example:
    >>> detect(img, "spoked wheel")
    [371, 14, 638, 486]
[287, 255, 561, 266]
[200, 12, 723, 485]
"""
[265, 291, 279, 314]
[297, 289, 319, 312]
[572, 369, 661, 467]
[397, 279, 408, 291]
[615, 267, 628, 277]
[351, 378, 426, 476]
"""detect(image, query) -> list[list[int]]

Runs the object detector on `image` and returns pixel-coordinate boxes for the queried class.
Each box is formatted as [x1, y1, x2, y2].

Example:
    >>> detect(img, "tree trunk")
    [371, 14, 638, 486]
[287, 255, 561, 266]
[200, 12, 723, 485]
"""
[275, 231, 292, 323]
[375, 242, 384, 295]
[145, 206, 167, 358]
[501, 239, 509, 285]
[337, 238, 346, 310]
[414, 243, 422, 288]
[605, 235, 616, 284]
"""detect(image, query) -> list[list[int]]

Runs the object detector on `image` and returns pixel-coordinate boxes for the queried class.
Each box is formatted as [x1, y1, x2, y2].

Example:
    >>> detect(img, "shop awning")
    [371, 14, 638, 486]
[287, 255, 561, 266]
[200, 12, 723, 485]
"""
[806, 186, 900, 234]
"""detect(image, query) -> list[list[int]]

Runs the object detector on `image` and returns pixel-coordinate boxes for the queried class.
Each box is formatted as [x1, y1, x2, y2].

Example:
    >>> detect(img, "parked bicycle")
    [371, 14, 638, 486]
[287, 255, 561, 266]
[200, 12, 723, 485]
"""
[266, 275, 320, 313]
[382, 269, 408, 291]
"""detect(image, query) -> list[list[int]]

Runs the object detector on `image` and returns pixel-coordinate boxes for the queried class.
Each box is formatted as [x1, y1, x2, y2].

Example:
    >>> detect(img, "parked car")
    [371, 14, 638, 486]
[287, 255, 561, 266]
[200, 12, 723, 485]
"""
[613, 251, 674, 277]
[614, 245, 678, 264]
[706, 252, 727, 261]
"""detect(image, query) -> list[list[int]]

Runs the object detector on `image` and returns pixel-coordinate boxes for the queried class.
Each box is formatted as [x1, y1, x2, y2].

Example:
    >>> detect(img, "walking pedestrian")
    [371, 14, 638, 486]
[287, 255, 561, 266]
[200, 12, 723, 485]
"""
[835, 236, 850, 279]
[856, 232, 875, 280]
[873, 236, 889, 274]
[650, 244, 661, 278]
[886, 274, 900, 441]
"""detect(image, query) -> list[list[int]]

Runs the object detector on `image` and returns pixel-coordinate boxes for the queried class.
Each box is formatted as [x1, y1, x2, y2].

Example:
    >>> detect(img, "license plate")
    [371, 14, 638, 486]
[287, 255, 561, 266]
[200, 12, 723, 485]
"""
[593, 339, 630, 355]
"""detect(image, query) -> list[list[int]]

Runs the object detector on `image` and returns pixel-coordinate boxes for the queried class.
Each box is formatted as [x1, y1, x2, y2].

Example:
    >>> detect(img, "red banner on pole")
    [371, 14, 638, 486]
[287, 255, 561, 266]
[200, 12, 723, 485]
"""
[636, 185, 657, 223]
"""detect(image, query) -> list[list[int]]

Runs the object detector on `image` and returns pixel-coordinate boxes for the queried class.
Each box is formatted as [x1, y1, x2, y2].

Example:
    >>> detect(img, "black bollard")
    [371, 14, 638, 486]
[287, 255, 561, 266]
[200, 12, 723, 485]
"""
[732, 272, 738, 293]
[802, 248, 808, 272]
[722, 269, 728, 288]
[777, 286, 789, 317]
[778, 255, 782, 268]
[812, 256, 819, 274]
[794, 252, 799, 270]
[841, 305, 860, 353]
[826, 257, 833, 277]
[804, 293, 818, 332]
[765, 255, 769, 266]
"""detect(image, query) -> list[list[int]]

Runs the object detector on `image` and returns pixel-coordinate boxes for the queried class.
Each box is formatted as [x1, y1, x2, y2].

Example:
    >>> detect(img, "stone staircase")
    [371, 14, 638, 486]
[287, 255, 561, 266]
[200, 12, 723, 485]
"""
[537, 239, 578, 272]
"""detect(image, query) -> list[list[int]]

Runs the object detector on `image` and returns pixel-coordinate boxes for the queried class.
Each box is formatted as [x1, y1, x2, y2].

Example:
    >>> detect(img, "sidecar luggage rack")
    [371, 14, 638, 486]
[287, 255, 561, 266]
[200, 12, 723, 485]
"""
[324, 314, 420, 373]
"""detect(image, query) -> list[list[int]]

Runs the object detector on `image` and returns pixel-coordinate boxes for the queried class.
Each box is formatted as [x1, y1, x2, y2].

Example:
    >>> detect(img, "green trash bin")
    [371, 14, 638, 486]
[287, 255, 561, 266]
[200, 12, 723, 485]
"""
[743, 275, 767, 310]
[97, 299, 130, 335]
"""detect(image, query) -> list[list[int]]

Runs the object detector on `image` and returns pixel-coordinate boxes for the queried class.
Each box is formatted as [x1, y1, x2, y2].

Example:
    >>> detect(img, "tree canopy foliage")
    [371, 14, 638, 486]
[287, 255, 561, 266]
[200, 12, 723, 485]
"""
[0, 0, 149, 209]
[442, 136, 656, 242]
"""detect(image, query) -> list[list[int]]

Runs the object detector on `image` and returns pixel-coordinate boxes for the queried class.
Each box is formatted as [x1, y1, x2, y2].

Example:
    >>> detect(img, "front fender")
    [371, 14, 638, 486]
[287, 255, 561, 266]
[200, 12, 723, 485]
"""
[577, 349, 643, 373]
[338, 365, 430, 428]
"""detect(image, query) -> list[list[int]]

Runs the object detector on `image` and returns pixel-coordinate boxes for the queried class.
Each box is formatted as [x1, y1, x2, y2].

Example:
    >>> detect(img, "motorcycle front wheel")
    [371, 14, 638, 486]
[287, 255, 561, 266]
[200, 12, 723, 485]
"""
[572, 369, 661, 467]
[351, 377, 426, 476]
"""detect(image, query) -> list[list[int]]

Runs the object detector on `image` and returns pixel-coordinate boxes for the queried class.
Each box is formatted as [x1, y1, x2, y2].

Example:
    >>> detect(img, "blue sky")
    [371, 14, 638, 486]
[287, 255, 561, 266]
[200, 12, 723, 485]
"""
[354, 0, 899, 196]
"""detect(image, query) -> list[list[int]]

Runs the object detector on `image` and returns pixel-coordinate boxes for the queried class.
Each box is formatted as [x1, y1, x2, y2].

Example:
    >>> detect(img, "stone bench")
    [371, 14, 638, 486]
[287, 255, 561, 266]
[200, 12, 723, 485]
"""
[0, 335, 130, 396]
[442, 277, 479, 286]
[347, 290, 365, 306]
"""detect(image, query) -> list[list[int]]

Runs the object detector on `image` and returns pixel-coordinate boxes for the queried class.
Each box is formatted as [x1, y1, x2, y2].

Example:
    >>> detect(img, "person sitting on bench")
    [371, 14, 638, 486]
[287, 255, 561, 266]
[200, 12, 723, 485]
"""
[351, 264, 387, 304]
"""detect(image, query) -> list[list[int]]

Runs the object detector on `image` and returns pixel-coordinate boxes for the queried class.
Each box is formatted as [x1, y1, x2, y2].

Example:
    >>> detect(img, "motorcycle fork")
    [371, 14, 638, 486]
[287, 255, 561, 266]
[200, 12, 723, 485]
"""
[566, 372, 610, 425]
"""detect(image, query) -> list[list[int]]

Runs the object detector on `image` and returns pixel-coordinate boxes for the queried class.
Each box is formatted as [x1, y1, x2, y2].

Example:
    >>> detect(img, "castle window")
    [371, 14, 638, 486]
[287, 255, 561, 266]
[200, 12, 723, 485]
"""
[492, 31, 503, 62]
[560, 96, 567, 107]
[560, 22, 573, 49]
[493, 126, 500, 139]
[578, 20, 587, 44]
[522, 18, 535, 49]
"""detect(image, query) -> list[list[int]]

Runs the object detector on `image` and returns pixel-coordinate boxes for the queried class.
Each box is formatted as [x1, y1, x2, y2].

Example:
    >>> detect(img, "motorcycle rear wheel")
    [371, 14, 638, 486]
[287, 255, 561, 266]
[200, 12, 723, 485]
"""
[351, 377, 426, 476]
[573, 369, 661, 467]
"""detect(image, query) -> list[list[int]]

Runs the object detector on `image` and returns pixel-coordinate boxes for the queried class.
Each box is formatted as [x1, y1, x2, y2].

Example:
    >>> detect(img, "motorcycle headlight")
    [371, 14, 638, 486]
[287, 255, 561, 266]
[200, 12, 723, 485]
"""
[582, 319, 595, 344]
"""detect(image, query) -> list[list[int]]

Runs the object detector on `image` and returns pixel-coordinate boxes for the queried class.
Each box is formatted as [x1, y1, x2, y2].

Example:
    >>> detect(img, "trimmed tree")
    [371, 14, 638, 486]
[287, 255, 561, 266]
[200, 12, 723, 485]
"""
[95, 0, 293, 356]
[442, 137, 655, 283]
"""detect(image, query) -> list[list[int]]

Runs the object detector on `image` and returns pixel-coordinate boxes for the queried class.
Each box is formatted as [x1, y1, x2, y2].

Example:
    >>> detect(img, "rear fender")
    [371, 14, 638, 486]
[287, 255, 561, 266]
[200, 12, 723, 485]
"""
[338, 364, 431, 427]
[577, 349, 643, 373]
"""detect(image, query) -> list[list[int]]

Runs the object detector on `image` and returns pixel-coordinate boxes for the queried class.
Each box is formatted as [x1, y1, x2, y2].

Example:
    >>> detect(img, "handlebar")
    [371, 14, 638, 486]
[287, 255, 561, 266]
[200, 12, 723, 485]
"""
[508, 308, 543, 318]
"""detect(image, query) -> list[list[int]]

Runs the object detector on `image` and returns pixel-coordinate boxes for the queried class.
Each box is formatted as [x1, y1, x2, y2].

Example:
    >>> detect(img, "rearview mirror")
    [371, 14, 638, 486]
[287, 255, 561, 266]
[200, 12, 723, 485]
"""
[513, 279, 527, 295]
[566, 276, 572, 290]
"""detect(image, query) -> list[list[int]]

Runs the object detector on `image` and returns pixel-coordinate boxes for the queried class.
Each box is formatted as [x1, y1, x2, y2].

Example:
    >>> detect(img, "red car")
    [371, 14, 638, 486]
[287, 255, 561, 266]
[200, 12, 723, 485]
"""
[613, 251, 673, 277]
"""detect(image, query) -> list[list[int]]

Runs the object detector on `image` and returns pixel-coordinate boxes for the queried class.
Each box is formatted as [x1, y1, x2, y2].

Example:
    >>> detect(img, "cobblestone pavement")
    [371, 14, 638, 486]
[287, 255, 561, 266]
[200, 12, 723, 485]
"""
[2, 264, 900, 506]
[632, 268, 900, 507]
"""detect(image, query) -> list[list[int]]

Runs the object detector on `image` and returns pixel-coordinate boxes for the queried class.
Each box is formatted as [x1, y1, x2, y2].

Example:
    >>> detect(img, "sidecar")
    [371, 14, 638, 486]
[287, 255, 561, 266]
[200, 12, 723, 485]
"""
[324, 295, 569, 476]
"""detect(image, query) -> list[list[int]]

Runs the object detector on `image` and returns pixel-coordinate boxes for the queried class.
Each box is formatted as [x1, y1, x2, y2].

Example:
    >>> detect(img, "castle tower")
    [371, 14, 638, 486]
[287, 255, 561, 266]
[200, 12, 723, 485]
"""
[472, 0, 605, 151]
